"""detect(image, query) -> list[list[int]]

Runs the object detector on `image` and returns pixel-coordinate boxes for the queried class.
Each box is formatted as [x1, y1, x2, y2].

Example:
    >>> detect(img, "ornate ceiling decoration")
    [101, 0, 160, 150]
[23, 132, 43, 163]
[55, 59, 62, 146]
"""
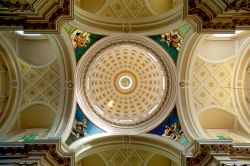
[192, 56, 235, 113]
[0, 43, 19, 129]
[184, 0, 250, 33]
[186, 140, 250, 165]
[233, 39, 250, 134]
[73, 135, 183, 166]
[76, 35, 177, 133]
[0, 0, 73, 33]
[0, 140, 74, 166]
[74, 0, 182, 33]
[79, 144, 176, 166]
[19, 59, 61, 111]
[0, 57, 9, 119]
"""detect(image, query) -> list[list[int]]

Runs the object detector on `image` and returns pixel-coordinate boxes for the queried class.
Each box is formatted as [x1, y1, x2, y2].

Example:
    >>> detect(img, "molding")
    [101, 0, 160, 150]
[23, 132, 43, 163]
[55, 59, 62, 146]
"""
[45, 33, 75, 140]
[186, 140, 250, 165]
[73, 4, 183, 35]
[0, 0, 74, 33]
[177, 31, 207, 140]
[0, 33, 22, 139]
[184, 0, 250, 33]
[232, 36, 250, 134]
[0, 139, 74, 165]
[71, 134, 184, 166]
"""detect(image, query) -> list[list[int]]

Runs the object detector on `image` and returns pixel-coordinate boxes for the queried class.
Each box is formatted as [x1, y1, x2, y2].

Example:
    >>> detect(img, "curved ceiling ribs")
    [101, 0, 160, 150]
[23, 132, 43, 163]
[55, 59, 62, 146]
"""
[74, 0, 182, 34]
[0, 0, 73, 33]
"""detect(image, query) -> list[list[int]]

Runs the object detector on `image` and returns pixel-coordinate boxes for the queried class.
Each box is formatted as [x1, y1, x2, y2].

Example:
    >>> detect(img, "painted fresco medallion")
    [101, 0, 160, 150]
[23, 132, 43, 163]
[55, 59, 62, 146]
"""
[76, 35, 177, 133]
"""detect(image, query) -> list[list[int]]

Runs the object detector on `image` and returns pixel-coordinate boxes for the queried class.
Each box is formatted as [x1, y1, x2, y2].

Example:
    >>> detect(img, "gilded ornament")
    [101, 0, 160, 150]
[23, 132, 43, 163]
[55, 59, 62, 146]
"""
[71, 30, 91, 48]
[161, 31, 183, 51]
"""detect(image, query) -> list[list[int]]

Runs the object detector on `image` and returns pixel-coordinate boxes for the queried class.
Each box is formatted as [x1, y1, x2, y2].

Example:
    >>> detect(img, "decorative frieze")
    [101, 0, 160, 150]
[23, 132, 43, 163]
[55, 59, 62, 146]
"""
[184, 0, 250, 32]
[0, 139, 74, 166]
[0, 0, 73, 33]
[186, 141, 250, 165]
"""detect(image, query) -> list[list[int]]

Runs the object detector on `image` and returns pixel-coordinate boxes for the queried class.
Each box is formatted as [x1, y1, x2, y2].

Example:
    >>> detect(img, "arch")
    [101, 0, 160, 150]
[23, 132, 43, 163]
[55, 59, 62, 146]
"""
[45, 31, 76, 141]
[73, 1, 183, 35]
[0, 32, 21, 139]
[71, 134, 184, 166]
[177, 30, 207, 141]
[177, 31, 250, 142]
[232, 36, 250, 134]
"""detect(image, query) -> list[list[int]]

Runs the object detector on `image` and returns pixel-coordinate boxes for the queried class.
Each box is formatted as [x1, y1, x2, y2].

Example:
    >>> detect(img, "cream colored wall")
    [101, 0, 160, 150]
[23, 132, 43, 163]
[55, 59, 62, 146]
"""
[198, 39, 235, 61]
[75, 0, 105, 13]
[80, 154, 105, 166]
[148, 154, 172, 166]
[20, 104, 55, 129]
[79, 152, 174, 166]
[199, 109, 234, 129]
[18, 39, 55, 66]
[0, 32, 75, 141]
[147, 0, 173, 14]
[178, 32, 250, 142]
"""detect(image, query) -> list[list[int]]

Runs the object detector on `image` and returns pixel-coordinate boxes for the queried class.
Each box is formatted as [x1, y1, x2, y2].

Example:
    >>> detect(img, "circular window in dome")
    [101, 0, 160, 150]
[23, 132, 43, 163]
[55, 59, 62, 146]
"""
[76, 35, 176, 133]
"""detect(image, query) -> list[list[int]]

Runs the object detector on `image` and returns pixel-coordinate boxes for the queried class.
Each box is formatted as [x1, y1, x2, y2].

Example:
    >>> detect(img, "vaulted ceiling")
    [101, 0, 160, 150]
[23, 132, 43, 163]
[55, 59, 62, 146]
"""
[1, 0, 250, 166]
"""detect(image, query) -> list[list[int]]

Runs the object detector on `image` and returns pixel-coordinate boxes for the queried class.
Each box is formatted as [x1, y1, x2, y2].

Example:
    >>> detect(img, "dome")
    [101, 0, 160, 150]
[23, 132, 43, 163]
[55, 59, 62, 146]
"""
[76, 35, 176, 133]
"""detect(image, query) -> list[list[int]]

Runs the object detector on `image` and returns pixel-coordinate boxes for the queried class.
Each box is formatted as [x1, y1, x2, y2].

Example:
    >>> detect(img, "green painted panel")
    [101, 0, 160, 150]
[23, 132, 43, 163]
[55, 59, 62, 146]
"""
[149, 35, 179, 63]
[75, 34, 105, 63]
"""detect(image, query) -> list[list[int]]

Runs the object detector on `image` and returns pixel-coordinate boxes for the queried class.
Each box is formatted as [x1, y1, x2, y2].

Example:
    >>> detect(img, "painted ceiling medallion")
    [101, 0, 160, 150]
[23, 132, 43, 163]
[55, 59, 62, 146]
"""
[76, 35, 177, 133]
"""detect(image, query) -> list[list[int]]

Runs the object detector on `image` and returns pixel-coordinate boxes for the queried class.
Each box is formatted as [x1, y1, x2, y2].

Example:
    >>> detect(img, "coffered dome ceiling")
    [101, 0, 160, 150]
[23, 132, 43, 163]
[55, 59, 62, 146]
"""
[76, 35, 177, 133]
[74, 0, 182, 33]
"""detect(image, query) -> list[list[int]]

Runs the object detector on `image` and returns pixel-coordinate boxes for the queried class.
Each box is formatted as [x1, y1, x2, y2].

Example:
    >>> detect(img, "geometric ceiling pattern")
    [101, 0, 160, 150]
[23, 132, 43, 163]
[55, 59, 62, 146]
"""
[19, 59, 61, 111]
[76, 34, 177, 133]
[98, 147, 153, 166]
[75, 0, 182, 33]
[84, 147, 173, 166]
[85, 45, 165, 125]
[95, 0, 155, 18]
[192, 55, 235, 113]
